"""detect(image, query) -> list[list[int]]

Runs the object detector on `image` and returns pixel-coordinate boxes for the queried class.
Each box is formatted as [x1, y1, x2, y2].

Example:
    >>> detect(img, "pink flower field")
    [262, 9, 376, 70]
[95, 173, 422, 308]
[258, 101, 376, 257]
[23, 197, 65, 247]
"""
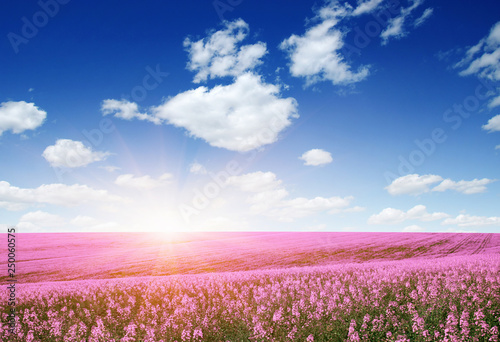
[1, 232, 499, 341]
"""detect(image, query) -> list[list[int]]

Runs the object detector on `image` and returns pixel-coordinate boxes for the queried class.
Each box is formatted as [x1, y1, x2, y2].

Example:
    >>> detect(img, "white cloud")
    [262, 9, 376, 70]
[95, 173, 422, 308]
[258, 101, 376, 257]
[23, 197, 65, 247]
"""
[103, 21, 297, 153]
[101, 99, 160, 124]
[0, 181, 124, 210]
[381, 16, 405, 43]
[227, 171, 283, 193]
[42, 139, 110, 168]
[152, 73, 298, 152]
[0, 101, 46, 136]
[380, 0, 429, 45]
[69, 215, 119, 231]
[280, 2, 369, 86]
[368, 204, 449, 225]
[227, 171, 356, 221]
[483, 114, 500, 132]
[442, 214, 500, 227]
[489, 95, 500, 108]
[402, 224, 426, 232]
[0, 201, 27, 211]
[189, 162, 208, 175]
[386, 174, 496, 195]
[104, 74, 298, 152]
[451, 32, 498, 122]
[184, 19, 267, 83]
[495, 144, 500, 150]
[19, 210, 65, 227]
[299, 149, 333, 166]
[16, 222, 42, 232]
[245, 188, 290, 214]
[17, 213, 120, 232]
[431, 178, 496, 194]
[115, 173, 173, 190]
[456, 21, 500, 81]
[352, 0, 384, 16]
[34, 183, 124, 206]
[276, 196, 353, 220]
[413, 7, 433, 28]
[385, 174, 443, 195]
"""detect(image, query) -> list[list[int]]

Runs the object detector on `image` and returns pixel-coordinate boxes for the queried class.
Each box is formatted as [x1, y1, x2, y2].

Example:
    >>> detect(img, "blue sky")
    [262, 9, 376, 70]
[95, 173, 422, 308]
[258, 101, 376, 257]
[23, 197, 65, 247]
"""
[1, 0, 499, 233]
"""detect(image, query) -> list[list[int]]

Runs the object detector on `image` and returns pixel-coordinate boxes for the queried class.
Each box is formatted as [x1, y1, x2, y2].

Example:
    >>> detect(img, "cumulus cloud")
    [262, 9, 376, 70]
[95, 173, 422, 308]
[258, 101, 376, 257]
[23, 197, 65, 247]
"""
[115, 173, 173, 190]
[227, 171, 283, 193]
[352, 0, 384, 16]
[189, 162, 208, 175]
[385, 174, 443, 195]
[102, 21, 297, 152]
[0, 101, 46, 136]
[483, 114, 500, 132]
[278, 196, 354, 220]
[102, 75, 298, 152]
[0, 201, 26, 211]
[184, 19, 267, 83]
[0, 181, 124, 210]
[152, 73, 298, 152]
[442, 214, 500, 227]
[280, 2, 369, 86]
[19, 210, 65, 228]
[101, 99, 160, 124]
[227, 171, 356, 221]
[386, 174, 496, 195]
[69, 215, 120, 231]
[368, 205, 449, 225]
[299, 149, 333, 166]
[380, 0, 431, 45]
[17, 213, 120, 232]
[431, 178, 496, 194]
[42, 139, 110, 168]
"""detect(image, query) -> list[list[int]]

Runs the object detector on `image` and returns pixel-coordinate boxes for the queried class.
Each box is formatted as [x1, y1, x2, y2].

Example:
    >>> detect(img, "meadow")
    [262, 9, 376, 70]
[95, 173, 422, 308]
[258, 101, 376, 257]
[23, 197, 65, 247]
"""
[1, 232, 499, 341]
